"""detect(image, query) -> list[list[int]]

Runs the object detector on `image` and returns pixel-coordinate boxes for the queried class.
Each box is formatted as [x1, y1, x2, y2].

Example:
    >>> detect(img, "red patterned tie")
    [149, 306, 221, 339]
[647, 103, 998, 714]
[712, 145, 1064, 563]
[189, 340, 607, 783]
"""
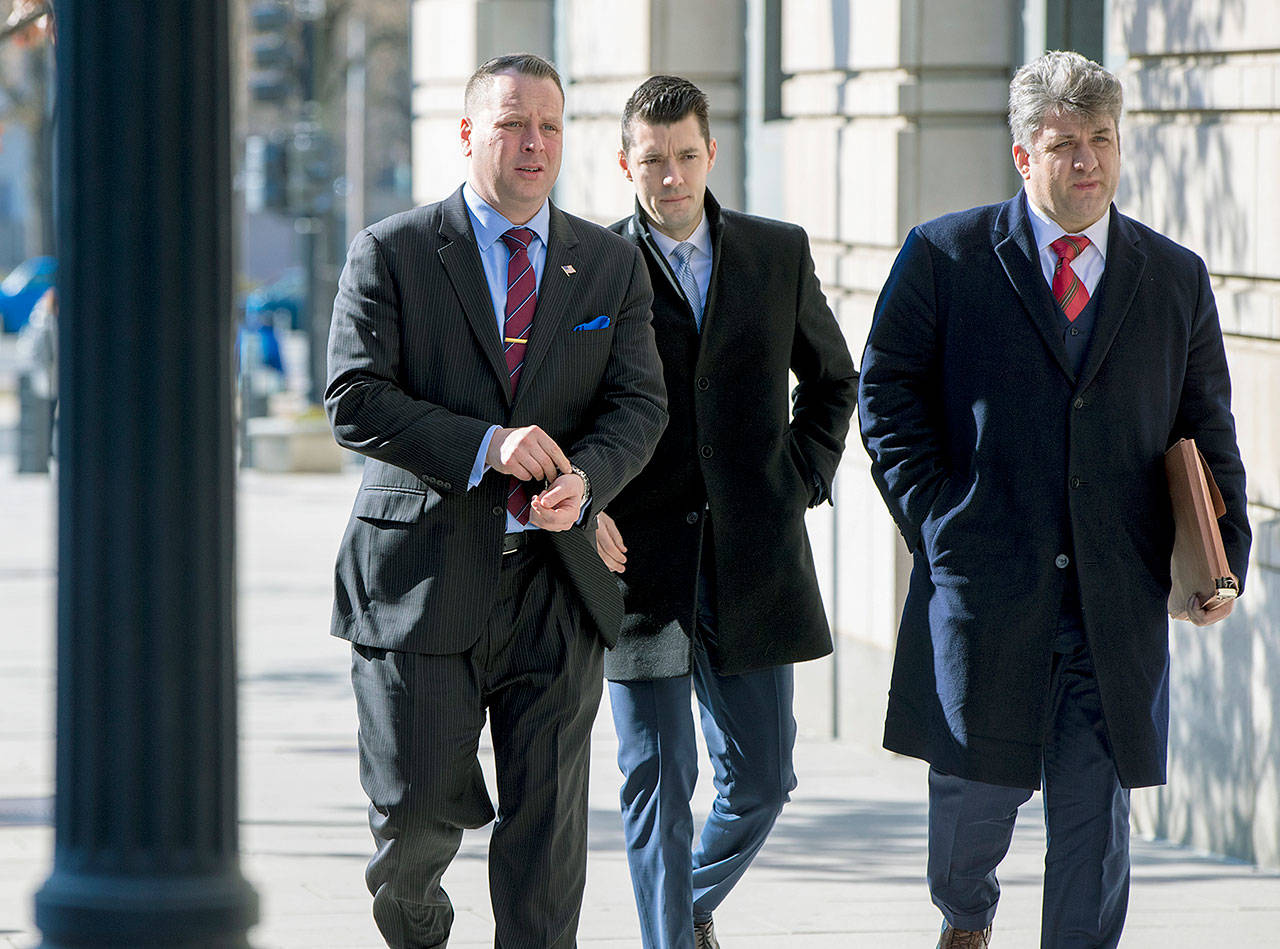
[1050, 234, 1091, 322]
[500, 227, 537, 524]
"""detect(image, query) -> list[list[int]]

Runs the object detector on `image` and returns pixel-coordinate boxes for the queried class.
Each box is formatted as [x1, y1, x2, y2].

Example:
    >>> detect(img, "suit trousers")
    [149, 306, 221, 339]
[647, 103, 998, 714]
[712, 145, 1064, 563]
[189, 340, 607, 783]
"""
[350, 539, 604, 949]
[608, 574, 798, 949]
[926, 629, 1131, 949]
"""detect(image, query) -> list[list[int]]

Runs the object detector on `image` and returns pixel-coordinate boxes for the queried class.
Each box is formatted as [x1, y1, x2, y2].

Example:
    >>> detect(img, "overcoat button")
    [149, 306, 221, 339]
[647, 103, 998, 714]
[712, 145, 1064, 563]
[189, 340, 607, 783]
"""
[1070, 476, 1081, 488]
[1074, 397, 1084, 409]
[700, 445, 714, 459]
[686, 511, 699, 524]
[1055, 554, 1070, 569]
[697, 377, 710, 391]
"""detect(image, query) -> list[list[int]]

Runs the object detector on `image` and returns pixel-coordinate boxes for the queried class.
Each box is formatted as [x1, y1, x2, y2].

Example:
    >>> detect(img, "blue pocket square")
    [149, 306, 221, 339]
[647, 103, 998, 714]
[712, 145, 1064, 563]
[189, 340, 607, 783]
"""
[573, 315, 610, 332]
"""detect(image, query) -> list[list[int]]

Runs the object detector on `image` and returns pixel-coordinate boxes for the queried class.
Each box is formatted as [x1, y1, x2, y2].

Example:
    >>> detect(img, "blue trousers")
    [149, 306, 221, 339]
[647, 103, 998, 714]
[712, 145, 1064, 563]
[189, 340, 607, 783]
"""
[927, 641, 1131, 949]
[609, 597, 797, 949]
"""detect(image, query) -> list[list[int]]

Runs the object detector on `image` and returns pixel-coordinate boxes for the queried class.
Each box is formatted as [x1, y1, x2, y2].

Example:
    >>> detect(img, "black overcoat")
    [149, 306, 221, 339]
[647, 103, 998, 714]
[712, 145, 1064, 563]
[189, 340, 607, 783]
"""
[858, 194, 1249, 789]
[325, 188, 668, 653]
[604, 193, 858, 679]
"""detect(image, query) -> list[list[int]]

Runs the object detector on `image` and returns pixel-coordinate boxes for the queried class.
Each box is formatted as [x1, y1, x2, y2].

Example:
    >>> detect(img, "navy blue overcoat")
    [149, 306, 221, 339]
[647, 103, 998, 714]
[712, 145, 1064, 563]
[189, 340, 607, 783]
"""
[858, 194, 1249, 789]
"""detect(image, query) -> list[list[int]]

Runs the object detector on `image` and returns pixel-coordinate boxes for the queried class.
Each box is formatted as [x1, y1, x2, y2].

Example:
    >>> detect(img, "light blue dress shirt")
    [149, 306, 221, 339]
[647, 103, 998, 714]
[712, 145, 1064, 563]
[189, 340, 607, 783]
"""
[461, 184, 551, 531]
[648, 212, 712, 314]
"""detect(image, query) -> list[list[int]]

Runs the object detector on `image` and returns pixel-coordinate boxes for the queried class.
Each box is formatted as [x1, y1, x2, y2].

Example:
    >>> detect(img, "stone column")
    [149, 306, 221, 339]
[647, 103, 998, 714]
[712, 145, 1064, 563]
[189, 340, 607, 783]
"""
[746, 0, 1022, 743]
[1109, 0, 1280, 871]
[410, 0, 555, 204]
[409, 0, 743, 223]
[33, 2, 260, 945]
[554, 0, 745, 225]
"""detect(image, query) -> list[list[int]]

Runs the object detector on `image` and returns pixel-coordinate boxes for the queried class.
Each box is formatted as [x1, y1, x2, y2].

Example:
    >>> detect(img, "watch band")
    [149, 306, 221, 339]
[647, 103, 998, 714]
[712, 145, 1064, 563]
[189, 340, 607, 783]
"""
[570, 463, 591, 508]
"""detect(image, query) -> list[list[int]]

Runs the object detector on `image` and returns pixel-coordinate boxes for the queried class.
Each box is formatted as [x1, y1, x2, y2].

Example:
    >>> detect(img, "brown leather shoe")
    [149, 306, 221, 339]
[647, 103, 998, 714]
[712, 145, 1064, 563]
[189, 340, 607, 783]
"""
[937, 923, 992, 948]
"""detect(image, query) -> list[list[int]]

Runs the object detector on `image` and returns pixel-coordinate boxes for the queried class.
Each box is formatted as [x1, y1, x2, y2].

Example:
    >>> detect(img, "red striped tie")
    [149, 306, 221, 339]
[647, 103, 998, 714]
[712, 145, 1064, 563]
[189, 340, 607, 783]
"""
[1050, 234, 1091, 322]
[500, 227, 537, 524]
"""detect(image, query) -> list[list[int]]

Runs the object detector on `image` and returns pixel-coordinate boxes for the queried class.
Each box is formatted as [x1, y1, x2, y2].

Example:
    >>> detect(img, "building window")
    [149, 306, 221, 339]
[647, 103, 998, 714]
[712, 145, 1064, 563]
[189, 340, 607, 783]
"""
[762, 0, 785, 121]
[1028, 0, 1105, 63]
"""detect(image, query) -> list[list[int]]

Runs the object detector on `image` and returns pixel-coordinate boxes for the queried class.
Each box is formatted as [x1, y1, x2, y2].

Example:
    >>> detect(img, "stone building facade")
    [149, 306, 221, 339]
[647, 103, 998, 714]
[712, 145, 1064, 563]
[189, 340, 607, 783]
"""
[409, 0, 1280, 868]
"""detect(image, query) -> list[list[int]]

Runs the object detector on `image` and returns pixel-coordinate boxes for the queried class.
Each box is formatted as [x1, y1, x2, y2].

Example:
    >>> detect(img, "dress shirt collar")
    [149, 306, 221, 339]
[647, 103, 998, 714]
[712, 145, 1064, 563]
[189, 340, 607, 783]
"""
[462, 182, 551, 252]
[646, 210, 712, 264]
[1024, 193, 1110, 262]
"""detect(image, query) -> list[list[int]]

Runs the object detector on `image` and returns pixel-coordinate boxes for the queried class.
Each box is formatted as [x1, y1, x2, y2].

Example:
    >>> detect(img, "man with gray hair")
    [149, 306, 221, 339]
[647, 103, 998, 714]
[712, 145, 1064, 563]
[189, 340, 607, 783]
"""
[858, 50, 1248, 947]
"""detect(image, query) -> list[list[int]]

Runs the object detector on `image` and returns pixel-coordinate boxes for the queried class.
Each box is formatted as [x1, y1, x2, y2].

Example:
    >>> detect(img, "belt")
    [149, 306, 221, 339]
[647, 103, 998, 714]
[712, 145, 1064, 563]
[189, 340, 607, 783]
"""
[502, 530, 541, 556]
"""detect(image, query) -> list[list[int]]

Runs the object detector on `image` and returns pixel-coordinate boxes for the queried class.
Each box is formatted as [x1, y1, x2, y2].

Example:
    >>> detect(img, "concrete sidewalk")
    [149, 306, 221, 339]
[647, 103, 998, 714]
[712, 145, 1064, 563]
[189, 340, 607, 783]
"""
[2, 469, 1278, 947]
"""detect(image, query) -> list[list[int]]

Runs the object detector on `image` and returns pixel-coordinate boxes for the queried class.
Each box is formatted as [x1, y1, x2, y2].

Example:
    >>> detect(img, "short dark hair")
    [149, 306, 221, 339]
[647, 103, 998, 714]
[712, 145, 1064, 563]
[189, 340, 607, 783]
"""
[465, 53, 564, 114]
[621, 75, 711, 153]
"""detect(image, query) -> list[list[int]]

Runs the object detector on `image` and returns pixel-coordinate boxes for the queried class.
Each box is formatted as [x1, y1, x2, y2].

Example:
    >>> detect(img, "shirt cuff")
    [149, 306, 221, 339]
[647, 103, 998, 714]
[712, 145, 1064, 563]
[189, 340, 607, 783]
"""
[469, 425, 500, 489]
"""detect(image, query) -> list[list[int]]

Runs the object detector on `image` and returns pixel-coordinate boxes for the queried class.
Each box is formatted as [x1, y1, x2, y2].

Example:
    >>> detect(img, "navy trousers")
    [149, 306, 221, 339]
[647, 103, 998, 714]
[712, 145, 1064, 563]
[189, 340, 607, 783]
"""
[608, 581, 798, 949]
[350, 543, 603, 949]
[927, 638, 1131, 948]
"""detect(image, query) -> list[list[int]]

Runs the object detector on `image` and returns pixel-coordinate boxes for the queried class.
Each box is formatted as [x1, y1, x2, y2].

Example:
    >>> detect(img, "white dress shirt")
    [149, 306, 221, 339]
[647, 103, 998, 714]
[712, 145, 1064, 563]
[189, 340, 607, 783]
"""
[1024, 194, 1110, 297]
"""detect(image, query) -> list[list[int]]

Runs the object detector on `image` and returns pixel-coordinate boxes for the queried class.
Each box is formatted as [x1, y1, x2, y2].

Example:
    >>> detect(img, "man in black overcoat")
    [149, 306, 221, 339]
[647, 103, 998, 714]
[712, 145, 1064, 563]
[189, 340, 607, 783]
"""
[596, 75, 858, 949]
[325, 54, 667, 948]
[858, 51, 1249, 948]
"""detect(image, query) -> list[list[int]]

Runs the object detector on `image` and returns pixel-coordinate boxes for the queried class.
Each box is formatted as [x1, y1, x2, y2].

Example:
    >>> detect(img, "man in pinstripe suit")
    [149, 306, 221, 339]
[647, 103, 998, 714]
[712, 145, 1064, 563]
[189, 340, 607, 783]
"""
[325, 53, 667, 949]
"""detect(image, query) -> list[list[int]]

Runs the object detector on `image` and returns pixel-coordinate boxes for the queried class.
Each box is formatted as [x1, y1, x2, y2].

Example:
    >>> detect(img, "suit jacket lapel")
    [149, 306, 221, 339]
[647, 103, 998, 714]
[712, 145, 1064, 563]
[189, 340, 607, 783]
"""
[437, 187, 512, 399]
[515, 202, 579, 397]
[993, 194, 1074, 381]
[1076, 209, 1146, 391]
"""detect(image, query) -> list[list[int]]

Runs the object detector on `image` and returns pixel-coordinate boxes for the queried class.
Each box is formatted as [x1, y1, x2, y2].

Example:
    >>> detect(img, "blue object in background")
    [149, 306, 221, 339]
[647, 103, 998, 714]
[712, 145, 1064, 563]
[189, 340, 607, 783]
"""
[0, 256, 57, 333]
[252, 322, 284, 372]
[244, 265, 304, 331]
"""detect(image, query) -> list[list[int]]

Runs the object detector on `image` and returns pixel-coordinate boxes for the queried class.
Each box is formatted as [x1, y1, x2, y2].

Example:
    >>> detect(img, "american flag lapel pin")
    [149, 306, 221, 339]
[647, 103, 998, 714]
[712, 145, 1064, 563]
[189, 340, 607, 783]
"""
[562, 264, 576, 275]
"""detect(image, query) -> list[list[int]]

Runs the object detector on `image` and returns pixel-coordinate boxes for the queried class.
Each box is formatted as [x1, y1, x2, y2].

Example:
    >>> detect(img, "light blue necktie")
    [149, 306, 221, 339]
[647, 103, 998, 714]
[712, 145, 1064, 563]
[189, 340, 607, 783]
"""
[671, 241, 703, 330]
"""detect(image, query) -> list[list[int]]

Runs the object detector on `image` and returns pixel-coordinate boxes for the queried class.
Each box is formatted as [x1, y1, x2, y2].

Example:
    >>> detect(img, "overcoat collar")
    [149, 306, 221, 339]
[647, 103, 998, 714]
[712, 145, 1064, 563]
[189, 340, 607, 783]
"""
[624, 190, 725, 339]
[1077, 208, 1146, 390]
[437, 185, 581, 406]
[992, 193, 1147, 389]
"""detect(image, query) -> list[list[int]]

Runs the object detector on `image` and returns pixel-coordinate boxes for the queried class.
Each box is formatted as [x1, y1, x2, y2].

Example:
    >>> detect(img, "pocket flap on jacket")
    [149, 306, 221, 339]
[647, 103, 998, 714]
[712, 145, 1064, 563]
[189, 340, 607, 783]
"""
[353, 486, 428, 524]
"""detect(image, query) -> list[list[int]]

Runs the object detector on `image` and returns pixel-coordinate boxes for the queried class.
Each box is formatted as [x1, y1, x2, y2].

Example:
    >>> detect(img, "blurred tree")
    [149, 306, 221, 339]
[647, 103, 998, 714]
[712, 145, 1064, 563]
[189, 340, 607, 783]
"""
[0, 0, 55, 256]
[236, 0, 410, 405]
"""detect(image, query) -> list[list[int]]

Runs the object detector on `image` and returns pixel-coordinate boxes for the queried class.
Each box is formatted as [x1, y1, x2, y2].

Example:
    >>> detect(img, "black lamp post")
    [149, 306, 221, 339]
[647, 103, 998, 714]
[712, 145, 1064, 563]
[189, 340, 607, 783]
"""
[34, 2, 260, 944]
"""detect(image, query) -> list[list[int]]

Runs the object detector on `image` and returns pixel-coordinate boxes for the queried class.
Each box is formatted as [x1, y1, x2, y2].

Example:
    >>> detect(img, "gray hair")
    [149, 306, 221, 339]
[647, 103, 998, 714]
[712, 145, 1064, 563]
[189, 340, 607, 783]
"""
[1008, 50, 1123, 149]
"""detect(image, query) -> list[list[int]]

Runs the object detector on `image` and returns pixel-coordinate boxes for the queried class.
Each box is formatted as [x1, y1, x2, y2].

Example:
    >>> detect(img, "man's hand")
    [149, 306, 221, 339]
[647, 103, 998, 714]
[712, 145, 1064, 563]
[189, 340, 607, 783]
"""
[1185, 593, 1235, 627]
[486, 425, 570, 482]
[529, 472, 586, 532]
[594, 511, 627, 573]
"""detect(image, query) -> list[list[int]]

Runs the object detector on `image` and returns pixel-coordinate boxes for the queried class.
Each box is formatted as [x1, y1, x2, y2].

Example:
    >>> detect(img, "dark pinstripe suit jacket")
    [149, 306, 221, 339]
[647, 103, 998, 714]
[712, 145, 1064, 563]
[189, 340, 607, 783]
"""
[325, 187, 668, 654]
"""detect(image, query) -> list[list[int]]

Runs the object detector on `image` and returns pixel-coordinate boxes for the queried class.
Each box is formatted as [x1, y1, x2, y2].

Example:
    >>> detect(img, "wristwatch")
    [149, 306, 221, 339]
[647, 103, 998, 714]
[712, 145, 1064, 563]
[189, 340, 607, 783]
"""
[570, 463, 592, 508]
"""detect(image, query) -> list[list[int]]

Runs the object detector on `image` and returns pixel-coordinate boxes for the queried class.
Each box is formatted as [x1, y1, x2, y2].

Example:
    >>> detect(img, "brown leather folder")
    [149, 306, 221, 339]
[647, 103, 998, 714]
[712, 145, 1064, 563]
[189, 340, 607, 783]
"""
[1165, 437, 1238, 619]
